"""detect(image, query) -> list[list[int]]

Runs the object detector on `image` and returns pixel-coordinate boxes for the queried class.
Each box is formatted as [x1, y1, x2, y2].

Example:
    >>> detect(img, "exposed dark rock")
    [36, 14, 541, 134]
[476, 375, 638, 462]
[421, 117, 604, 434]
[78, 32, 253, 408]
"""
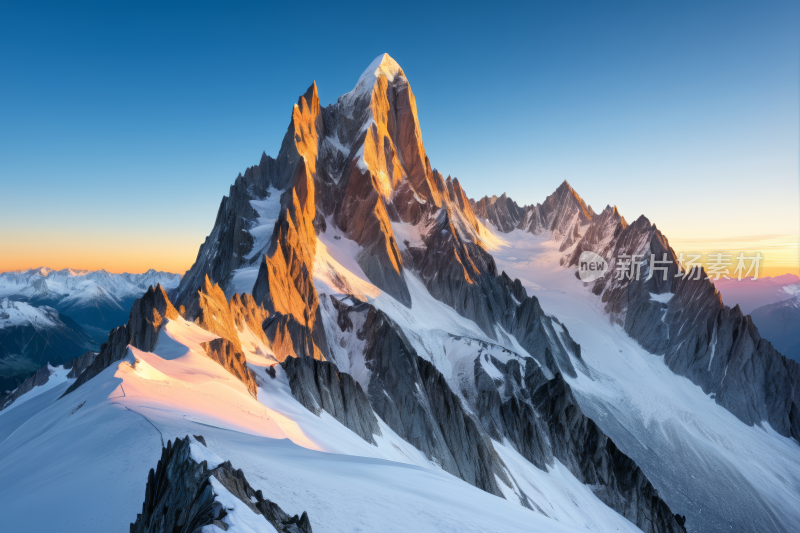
[576, 209, 800, 442]
[531, 373, 686, 533]
[473, 356, 553, 470]
[282, 356, 380, 444]
[172, 153, 278, 307]
[406, 208, 585, 382]
[65, 350, 98, 379]
[130, 436, 313, 533]
[350, 302, 510, 497]
[470, 193, 527, 232]
[410, 205, 510, 338]
[0, 364, 52, 411]
[1, 349, 97, 411]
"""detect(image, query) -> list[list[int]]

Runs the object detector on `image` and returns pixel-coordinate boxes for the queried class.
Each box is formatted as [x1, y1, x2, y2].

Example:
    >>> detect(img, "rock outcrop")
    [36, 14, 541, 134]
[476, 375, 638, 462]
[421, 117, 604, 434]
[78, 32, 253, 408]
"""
[472, 351, 553, 470]
[184, 275, 265, 397]
[327, 299, 510, 498]
[471, 193, 527, 232]
[63, 284, 179, 397]
[252, 158, 328, 361]
[130, 436, 313, 533]
[531, 373, 686, 533]
[282, 355, 381, 444]
[1, 350, 97, 411]
[63, 281, 263, 400]
[0, 364, 52, 411]
[460, 336, 685, 532]
[65, 350, 98, 379]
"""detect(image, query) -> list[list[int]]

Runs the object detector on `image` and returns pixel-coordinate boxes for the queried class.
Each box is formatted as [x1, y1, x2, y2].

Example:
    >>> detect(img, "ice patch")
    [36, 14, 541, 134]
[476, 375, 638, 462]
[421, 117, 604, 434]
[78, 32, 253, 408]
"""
[246, 187, 282, 261]
[649, 292, 674, 304]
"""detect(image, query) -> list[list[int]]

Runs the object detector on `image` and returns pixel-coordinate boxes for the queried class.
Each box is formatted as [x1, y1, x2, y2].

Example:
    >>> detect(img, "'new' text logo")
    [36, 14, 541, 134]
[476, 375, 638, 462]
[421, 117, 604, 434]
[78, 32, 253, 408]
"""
[578, 251, 608, 282]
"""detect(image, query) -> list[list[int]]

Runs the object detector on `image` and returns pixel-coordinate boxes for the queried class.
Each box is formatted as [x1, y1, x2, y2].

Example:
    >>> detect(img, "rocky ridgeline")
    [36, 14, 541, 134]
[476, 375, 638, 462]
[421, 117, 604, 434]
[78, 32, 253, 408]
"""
[130, 436, 313, 533]
[62, 280, 269, 400]
[470, 181, 595, 244]
[62, 284, 181, 397]
[282, 355, 380, 445]
[475, 181, 800, 443]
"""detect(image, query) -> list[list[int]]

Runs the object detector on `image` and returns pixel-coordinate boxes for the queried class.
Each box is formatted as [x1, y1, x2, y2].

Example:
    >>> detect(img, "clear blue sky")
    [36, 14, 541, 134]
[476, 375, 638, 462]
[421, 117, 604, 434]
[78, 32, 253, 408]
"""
[1, 1, 798, 274]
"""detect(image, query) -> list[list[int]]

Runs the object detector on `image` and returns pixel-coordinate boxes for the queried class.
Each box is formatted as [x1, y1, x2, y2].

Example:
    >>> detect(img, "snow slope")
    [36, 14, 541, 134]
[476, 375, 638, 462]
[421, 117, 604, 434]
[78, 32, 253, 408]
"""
[6, 214, 795, 532]
[0, 316, 631, 533]
[481, 224, 800, 533]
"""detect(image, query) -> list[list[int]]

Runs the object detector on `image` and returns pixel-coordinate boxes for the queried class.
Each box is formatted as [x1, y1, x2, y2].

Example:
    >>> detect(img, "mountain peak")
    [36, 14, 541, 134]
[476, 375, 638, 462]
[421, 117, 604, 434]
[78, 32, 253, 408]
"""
[300, 81, 318, 103]
[345, 53, 405, 100]
[359, 53, 403, 84]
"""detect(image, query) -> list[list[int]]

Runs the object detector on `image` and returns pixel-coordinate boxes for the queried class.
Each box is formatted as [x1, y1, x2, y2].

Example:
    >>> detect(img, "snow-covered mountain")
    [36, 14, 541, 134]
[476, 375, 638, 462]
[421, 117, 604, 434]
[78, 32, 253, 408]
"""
[0, 298, 95, 392]
[0, 267, 181, 339]
[3, 54, 798, 533]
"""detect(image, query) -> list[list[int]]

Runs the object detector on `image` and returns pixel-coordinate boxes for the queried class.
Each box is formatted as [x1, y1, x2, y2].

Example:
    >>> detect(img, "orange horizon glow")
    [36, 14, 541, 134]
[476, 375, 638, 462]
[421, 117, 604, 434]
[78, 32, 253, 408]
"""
[0, 231, 201, 275]
[2, 237, 798, 279]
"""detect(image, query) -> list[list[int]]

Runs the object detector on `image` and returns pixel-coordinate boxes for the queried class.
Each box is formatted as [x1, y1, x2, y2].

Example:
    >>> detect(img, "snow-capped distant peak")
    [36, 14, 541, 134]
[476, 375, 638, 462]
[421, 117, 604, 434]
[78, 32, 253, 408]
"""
[0, 268, 181, 305]
[0, 298, 57, 328]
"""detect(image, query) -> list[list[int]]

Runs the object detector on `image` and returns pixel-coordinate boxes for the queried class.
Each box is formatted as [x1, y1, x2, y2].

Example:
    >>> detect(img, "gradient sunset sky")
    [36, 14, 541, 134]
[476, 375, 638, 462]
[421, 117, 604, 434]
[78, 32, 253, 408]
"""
[1, 1, 798, 277]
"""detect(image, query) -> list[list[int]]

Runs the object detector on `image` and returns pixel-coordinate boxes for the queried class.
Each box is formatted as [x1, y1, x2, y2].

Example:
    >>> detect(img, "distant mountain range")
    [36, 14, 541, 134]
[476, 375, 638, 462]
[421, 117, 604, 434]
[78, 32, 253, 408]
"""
[713, 274, 799, 315]
[0, 268, 179, 390]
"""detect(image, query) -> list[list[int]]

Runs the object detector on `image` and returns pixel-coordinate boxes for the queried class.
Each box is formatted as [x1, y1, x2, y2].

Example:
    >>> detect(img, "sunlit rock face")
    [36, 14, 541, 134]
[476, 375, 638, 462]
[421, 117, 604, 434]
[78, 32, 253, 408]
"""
[185, 276, 260, 397]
